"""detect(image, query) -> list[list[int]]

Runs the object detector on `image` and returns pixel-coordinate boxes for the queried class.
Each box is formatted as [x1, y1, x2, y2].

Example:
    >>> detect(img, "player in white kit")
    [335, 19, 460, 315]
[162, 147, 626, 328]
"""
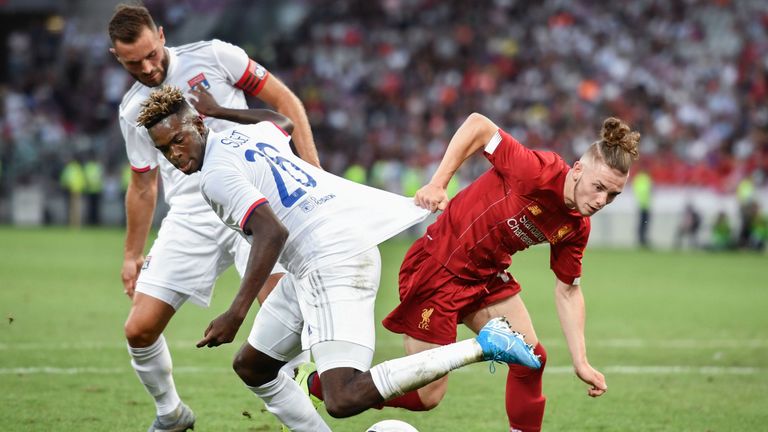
[108, 5, 317, 431]
[137, 86, 542, 432]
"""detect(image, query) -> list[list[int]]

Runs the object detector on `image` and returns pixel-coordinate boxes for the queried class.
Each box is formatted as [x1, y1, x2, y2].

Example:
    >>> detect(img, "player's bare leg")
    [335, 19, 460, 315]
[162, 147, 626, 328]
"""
[308, 321, 540, 419]
[361, 295, 538, 413]
[463, 295, 539, 346]
[402, 335, 448, 409]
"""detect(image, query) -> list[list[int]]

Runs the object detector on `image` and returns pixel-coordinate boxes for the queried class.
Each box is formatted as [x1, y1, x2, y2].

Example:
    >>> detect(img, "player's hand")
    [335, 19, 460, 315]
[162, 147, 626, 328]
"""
[196, 310, 244, 348]
[414, 183, 449, 213]
[121, 256, 144, 298]
[574, 362, 607, 397]
[189, 85, 220, 117]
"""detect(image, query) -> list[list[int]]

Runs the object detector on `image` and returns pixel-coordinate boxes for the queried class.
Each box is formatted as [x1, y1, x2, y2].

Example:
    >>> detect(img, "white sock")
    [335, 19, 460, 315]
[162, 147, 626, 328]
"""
[127, 335, 181, 416]
[280, 350, 311, 379]
[247, 371, 331, 432]
[369, 338, 482, 399]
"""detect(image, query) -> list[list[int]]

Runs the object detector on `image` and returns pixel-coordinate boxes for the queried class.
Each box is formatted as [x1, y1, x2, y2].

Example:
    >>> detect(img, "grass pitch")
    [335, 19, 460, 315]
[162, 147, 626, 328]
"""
[1, 227, 766, 431]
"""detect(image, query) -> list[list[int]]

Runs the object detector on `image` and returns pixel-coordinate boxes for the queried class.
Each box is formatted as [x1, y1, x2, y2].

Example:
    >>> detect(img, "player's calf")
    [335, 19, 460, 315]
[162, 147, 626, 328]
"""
[319, 367, 385, 418]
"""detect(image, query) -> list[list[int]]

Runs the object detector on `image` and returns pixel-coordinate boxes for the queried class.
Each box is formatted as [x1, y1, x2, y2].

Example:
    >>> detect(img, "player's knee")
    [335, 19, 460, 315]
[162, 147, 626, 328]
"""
[323, 392, 362, 418]
[418, 390, 445, 410]
[417, 379, 448, 410]
[232, 346, 279, 387]
[123, 319, 160, 347]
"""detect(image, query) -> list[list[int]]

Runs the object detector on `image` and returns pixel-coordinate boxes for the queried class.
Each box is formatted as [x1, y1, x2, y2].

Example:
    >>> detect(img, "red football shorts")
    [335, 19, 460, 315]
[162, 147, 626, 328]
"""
[382, 237, 522, 345]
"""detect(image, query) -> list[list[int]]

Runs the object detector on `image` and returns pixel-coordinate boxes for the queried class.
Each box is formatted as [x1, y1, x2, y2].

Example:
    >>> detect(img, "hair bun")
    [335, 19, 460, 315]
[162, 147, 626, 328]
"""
[601, 117, 639, 159]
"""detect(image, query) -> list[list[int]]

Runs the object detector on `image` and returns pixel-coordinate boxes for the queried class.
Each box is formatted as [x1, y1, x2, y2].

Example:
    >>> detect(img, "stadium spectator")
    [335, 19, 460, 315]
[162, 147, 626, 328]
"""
[137, 85, 540, 432]
[632, 169, 653, 248]
[372, 114, 638, 431]
[736, 176, 757, 248]
[107, 4, 316, 431]
[743, 201, 768, 251]
[675, 203, 702, 250]
[83, 156, 104, 225]
[59, 155, 85, 228]
[709, 211, 734, 251]
[3, 0, 768, 204]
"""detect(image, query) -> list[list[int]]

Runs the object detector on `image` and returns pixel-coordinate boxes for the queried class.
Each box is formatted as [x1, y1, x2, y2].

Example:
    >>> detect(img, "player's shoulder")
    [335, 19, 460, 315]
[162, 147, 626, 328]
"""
[173, 39, 243, 59]
[172, 40, 215, 57]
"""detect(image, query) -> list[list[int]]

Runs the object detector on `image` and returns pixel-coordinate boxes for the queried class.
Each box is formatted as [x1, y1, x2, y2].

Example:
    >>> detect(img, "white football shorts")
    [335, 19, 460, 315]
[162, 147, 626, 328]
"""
[247, 247, 381, 371]
[135, 209, 286, 309]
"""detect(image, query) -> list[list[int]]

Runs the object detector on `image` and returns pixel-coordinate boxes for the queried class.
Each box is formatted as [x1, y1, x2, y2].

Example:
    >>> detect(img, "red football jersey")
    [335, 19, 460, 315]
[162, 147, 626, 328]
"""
[422, 129, 590, 285]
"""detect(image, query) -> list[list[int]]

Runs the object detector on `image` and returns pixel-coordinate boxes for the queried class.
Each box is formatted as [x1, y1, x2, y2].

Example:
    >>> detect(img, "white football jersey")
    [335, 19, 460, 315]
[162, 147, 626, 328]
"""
[119, 39, 269, 213]
[199, 122, 430, 277]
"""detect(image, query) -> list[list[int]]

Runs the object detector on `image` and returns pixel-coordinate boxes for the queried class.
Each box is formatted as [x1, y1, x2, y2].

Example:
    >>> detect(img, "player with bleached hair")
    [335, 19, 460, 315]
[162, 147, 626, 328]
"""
[136, 85, 542, 432]
[108, 4, 317, 431]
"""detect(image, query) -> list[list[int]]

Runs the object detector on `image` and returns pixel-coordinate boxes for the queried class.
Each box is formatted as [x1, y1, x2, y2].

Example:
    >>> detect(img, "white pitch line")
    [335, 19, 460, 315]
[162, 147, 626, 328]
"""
[2, 338, 768, 350]
[0, 365, 762, 376]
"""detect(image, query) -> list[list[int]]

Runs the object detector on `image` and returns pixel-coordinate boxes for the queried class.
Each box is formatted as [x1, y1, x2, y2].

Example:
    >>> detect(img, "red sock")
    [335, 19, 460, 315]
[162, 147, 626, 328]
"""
[374, 390, 428, 411]
[308, 371, 323, 400]
[505, 343, 547, 432]
[308, 372, 428, 411]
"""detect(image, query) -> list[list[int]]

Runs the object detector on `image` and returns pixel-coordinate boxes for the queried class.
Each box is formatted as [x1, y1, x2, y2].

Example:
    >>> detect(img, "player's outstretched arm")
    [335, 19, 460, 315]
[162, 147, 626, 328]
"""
[553, 278, 607, 397]
[196, 204, 288, 348]
[256, 74, 320, 168]
[415, 113, 498, 212]
[190, 86, 294, 133]
[121, 168, 158, 297]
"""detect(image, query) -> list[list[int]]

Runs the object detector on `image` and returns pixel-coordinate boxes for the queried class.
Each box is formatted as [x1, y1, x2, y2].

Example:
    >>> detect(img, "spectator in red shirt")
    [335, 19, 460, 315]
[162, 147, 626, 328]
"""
[382, 113, 640, 431]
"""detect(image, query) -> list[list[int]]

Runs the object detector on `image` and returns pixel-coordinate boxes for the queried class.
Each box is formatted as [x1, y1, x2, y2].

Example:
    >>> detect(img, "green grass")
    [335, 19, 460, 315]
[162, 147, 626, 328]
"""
[1, 227, 766, 431]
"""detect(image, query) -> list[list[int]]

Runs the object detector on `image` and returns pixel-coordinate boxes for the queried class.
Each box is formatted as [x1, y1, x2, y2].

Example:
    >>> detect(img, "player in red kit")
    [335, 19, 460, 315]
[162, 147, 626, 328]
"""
[380, 112, 640, 431]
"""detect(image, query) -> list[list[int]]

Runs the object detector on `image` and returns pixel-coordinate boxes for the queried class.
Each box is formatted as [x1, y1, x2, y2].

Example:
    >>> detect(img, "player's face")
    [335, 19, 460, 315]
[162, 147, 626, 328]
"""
[149, 113, 207, 175]
[111, 26, 168, 87]
[570, 160, 627, 216]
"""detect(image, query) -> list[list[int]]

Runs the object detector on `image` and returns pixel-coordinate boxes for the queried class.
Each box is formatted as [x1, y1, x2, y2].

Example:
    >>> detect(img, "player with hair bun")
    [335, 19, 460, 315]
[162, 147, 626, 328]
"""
[355, 113, 639, 431]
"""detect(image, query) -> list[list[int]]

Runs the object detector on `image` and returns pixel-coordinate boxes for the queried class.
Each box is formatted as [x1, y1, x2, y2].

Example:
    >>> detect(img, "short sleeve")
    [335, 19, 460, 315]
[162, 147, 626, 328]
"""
[483, 129, 553, 184]
[211, 39, 270, 96]
[200, 165, 269, 232]
[549, 220, 590, 285]
[119, 109, 158, 172]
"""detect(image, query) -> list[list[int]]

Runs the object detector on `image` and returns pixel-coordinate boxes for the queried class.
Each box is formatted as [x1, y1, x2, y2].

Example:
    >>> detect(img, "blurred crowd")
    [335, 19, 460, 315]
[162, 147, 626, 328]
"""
[1, 0, 767, 234]
[270, 0, 768, 191]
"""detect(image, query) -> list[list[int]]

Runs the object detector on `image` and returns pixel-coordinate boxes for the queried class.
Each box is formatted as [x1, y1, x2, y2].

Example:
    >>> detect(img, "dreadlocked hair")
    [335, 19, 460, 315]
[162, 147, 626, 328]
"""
[583, 117, 640, 174]
[137, 85, 186, 129]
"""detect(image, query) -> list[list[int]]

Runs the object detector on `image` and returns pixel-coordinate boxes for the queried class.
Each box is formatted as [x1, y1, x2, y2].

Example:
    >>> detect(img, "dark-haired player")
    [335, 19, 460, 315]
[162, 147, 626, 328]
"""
[108, 4, 317, 430]
[136, 86, 541, 432]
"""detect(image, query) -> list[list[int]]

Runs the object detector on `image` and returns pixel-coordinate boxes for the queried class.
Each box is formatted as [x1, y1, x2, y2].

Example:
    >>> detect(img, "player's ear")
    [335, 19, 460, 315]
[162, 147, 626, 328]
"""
[193, 114, 205, 135]
[157, 26, 165, 44]
[572, 160, 584, 181]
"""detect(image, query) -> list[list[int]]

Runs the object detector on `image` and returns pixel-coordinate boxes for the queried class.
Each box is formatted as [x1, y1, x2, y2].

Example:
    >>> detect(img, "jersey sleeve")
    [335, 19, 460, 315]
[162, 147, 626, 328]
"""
[200, 164, 269, 233]
[483, 129, 554, 185]
[211, 39, 271, 96]
[119, 108, 159, 173]
[549, 220, 590, 285]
